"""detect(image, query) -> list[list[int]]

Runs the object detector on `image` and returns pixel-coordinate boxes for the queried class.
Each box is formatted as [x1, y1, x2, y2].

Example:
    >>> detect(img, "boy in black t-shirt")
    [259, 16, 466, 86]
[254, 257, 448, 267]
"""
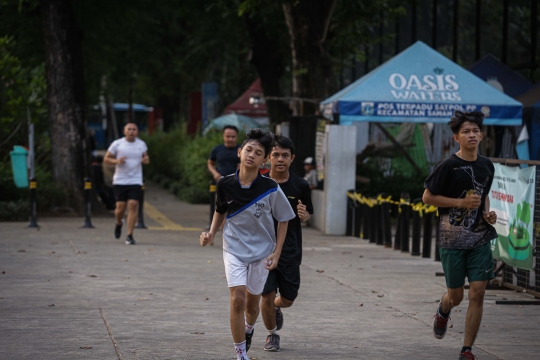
[260, 135, 314, 352]
[423, 110, 498, 360]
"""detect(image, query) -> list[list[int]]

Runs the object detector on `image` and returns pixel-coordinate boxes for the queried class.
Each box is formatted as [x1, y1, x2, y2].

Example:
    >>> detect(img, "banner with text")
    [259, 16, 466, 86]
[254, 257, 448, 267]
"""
[489, 164, 536, 270]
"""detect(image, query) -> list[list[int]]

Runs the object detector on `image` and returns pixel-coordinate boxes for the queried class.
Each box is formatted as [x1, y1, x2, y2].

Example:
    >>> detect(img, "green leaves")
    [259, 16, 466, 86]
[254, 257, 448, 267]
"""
[0, 36, 47, 153]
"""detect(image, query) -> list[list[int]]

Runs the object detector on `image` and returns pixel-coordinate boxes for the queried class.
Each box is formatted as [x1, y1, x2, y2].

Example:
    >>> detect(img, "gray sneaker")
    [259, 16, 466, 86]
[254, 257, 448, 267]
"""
[275, 307, 284, 330]
[433, 299, 451, 339]
[264, 333, 280, 352]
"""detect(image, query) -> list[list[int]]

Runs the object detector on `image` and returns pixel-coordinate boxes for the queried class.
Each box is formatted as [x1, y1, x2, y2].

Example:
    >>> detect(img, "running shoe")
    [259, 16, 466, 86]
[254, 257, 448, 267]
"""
[125, 235, 136, 245]
[114, 221, 123, 239]
[459, 350, 477, 359]
[433, 298, 451, 339]
[245, 330, 254, 352]
[264, 333, 280, 352]
[275, 307, 284, 330]
[235, 348, 248, 360]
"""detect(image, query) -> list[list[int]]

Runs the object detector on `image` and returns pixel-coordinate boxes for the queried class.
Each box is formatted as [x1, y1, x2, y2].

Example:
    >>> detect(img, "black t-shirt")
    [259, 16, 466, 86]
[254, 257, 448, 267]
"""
[265, 172, 314, 265]
[424, 154, 497, 249]
[209, 144, 240, 177]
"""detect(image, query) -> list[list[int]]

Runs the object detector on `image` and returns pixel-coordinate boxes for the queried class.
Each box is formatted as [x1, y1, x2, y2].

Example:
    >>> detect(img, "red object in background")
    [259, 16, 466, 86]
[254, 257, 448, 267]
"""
[148, 108, 162, 135]
[259, 168, 270, 175]
[148, 109, 155, 135]
[189, 92, 202, 136]
[224, 79, 268, 118]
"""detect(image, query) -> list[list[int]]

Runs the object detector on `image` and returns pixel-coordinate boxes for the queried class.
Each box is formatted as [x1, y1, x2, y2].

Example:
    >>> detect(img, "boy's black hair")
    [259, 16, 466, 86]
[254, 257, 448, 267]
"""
[448, 110, 484, 134]
[241, 128, 274, 157]
[223, 125, 239, 133]
[273, 133, 295, 156]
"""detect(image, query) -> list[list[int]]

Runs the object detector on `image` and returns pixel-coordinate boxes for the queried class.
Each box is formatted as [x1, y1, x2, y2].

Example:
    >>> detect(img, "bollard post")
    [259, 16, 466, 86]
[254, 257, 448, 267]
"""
[354, 195, 363, 238]
[362, 203, 371, 240]
[393, 206, 402, 250]
[422, 211, 434, 258]
[208, 181, 216, 229]
[376, 199, 384, 246]
[369, 199, 377, 244]
[382, 200, 392, 248]
[135, 182, 147, 229]
[346, 191, 355, 236]
[28, 177, 39, 228]
[411, 199, 422, 256]
[434, 213, 441, 261]
[400, 192, 410, 253]
[81, 178, 94, 228]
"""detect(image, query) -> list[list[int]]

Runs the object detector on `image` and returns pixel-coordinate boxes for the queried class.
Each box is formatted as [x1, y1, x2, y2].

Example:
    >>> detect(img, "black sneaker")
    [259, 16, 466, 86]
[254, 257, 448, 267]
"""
[125, 235, 136, 245]
[245, 330, 254, 352]
[433, 299, 451, 339]
[275, 307, 284, 330]
[114, 221, 122, 239]
[459, 349, 477, 359]
[264, 333, 280, 352]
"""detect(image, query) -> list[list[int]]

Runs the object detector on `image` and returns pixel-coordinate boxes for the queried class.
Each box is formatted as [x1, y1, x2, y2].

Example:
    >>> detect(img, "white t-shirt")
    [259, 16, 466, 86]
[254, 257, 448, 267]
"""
[107, 137, 148, 185]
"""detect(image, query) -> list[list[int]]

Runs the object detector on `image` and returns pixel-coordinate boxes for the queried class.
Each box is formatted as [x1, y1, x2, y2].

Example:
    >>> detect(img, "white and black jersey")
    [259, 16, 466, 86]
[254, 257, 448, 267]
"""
[216, 171, 296, 264]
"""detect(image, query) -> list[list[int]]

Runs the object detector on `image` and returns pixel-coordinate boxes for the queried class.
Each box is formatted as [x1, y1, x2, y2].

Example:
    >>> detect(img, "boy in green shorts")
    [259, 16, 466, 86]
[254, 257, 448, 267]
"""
[423, 110, 498, 360]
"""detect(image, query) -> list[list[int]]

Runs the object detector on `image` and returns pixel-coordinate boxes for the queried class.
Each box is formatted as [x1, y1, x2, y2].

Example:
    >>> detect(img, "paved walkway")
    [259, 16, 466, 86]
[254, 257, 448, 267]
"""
[1, 181, 539, 360]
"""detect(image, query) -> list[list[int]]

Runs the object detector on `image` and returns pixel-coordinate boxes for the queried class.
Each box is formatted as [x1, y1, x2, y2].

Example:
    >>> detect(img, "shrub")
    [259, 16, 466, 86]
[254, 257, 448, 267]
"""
[0, 160, 67, 221]
[140, 129, 230, 204]
[356, 158, 427, 201]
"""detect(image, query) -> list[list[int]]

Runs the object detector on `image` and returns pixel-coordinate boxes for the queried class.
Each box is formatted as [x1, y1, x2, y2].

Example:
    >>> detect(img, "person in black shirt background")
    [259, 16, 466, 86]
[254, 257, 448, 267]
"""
[260, 134, 314, 352]
[208, 125, 241, 180]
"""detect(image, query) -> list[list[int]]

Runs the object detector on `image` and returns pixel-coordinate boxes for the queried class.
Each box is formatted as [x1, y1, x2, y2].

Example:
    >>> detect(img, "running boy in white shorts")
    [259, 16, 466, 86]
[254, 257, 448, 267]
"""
[200, 129, 295, 360]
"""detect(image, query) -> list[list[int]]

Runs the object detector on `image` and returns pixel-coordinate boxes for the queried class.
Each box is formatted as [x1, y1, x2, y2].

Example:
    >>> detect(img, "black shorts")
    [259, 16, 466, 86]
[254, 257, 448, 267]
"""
[262, 264, 300, 302]
[113, 185, 142, 202]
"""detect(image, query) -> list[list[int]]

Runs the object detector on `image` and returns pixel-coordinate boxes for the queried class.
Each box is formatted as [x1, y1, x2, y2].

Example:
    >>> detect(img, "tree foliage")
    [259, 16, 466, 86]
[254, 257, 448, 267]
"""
[0, 36, 47, 154]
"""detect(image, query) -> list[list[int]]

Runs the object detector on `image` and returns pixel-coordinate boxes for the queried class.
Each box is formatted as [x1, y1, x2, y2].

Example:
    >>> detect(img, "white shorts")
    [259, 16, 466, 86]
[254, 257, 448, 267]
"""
[223, 250, 269, 295]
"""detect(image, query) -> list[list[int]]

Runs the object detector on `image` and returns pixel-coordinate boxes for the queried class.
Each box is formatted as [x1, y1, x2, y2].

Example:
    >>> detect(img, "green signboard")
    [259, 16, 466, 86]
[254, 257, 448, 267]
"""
[490, 164, 536, 270]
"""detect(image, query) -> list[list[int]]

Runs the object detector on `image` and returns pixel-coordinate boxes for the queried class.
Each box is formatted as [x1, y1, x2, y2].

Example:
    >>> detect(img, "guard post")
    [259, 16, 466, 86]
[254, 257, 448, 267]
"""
[28, 178, 39, 228]
[81, 177, 94, 228]
[135, 182, 147, 229]
[422, 210, 434, 258]
[369, 197, 377, 244]
[346, 190, 356, 236]
[362, 202, 371, 240]
[400, 192, 411, 253]
[410, 198, 422, 256]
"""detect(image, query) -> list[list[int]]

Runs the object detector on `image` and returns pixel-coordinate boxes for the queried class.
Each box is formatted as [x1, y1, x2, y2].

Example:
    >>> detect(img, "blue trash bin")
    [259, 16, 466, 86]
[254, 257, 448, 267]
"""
[10, 145, 29, 188]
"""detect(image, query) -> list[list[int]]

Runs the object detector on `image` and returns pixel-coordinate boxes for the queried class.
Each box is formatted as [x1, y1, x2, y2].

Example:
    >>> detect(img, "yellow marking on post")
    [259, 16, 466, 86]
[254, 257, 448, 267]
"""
[209, 185, 216, 192]
[84, 182, 92, 190]
[143, 201, 202, 231]
[29, 181, 37, 189]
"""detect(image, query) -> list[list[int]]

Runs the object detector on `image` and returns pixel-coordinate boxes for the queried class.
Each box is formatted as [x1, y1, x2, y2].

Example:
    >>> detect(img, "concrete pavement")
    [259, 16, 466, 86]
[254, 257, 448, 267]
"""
[1, 181, 539, 360]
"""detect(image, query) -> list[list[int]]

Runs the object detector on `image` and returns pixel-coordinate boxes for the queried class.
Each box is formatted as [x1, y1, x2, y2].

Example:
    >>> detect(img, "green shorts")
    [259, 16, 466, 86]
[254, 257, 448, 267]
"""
[439, 242, 494, 289]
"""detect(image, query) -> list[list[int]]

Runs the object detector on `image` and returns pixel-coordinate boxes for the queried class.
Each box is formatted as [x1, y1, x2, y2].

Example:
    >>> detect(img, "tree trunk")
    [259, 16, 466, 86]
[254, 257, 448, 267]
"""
[282, 0, 336, 115]
[243, 14, 291, 125]
[41, 0, 91, 214]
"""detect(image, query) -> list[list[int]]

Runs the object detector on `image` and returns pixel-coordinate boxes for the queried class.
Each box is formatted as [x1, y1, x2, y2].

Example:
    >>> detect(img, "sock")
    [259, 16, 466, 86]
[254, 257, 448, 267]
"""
[245, 319, 254, 334]
[439, 307, 450, 318]
[461, 346, 472, 353]
[234, 340, 247, 359]
[438, 302, 450, 318]
[267, 326, 277, 335]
